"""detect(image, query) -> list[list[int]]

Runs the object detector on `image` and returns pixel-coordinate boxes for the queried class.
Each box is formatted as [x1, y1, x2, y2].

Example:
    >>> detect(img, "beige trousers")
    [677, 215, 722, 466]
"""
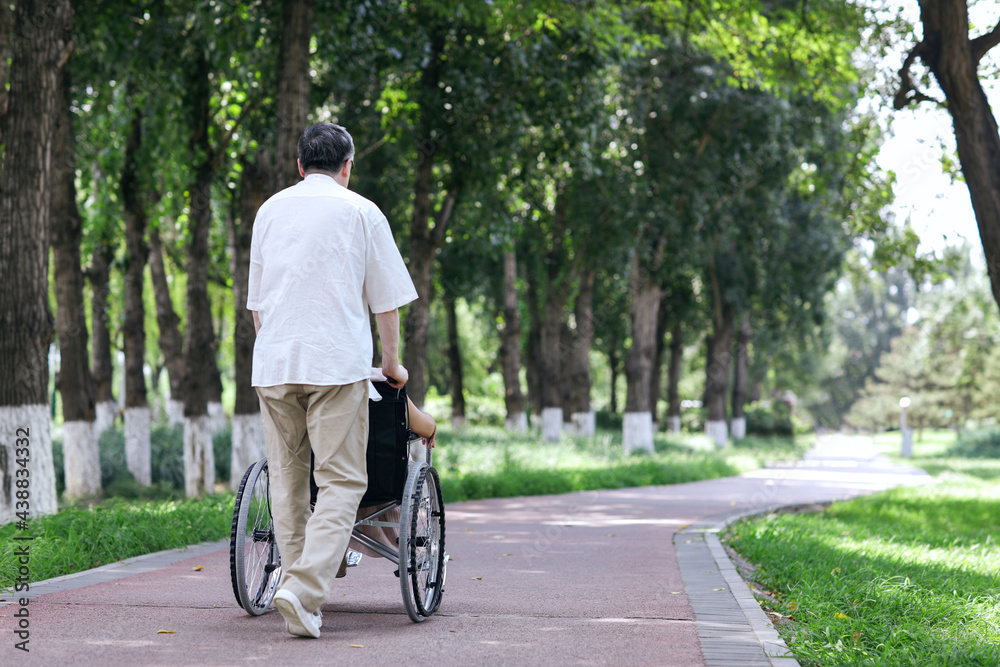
[256, 381, 368, 613]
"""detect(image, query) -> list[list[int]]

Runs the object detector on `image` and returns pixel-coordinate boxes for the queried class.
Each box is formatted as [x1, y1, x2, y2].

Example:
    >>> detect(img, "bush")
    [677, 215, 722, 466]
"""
[595, 409, 623, 431]
[82, 424, 187, 495]
[953, 427, 1000, 458]
[151, 425, 186, 488]
[213, 426, 232, 482]
[680, 407, 705, 433]
[744, 401, 794, 436]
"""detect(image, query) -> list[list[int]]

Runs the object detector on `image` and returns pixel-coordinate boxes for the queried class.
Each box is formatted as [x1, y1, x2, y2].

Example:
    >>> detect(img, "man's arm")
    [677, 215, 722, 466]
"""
[375, 308, 408, 388]
[252, 310, 261, 334]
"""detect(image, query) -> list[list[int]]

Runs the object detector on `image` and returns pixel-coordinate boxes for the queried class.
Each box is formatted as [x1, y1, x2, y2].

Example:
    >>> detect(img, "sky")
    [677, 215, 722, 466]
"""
[874, 1, 1000, 256]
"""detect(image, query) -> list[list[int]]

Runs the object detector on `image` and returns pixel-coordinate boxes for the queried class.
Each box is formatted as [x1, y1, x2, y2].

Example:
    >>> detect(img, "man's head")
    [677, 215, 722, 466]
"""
[297, 123, 355, 175]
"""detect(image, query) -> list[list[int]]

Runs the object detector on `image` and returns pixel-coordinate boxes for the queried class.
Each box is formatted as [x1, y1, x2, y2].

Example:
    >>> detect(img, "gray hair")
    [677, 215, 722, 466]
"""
[297, 123, 355, 173]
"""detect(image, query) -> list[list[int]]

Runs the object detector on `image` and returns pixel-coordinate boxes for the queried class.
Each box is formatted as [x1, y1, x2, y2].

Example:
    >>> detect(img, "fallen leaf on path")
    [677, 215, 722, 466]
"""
[713, 588, 725, 591]
[350, 644, 364, 648]
[192, 565, 204, 571]
[157, 630, 176, 634]
[787, 602, 798, 610]
[472, 577, 482, 580]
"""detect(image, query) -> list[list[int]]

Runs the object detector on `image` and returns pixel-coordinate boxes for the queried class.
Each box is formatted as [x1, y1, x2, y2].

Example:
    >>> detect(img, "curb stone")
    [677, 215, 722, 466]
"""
[0, 539, 229, 605]
[677, 503, 806, 667]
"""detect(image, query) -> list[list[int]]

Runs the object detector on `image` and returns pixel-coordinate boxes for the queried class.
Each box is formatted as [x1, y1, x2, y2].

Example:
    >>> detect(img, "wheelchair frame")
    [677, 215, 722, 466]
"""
[229, 422, 446, 623]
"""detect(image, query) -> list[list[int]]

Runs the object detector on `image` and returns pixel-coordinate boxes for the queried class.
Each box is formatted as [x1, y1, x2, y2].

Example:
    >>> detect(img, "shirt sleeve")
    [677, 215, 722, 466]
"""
[246, 206, 264, 311]
[363, 207, 418, 314]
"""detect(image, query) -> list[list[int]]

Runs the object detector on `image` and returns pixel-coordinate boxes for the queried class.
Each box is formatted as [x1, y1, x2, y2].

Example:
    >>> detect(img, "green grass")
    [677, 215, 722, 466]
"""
[433, 426, 809, 502]
[0, 494, 235, 593]
[724, 452, 1000, 666]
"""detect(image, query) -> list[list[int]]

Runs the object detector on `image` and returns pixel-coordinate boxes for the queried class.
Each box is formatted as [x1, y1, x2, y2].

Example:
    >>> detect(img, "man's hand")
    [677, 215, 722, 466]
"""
[382, 364, 408, 388]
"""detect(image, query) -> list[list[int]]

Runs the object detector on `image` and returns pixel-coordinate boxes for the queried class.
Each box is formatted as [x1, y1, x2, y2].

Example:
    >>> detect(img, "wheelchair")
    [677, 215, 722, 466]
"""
[229, 381, 446, 623]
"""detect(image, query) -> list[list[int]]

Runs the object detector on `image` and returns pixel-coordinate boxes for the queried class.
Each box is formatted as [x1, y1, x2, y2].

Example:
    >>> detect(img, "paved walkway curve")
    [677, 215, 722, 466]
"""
[2, 435, 928, 666]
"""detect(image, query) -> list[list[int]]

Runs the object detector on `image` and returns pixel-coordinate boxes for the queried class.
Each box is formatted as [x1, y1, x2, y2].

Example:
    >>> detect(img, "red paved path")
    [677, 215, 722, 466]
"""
[3, 435, 927, 666]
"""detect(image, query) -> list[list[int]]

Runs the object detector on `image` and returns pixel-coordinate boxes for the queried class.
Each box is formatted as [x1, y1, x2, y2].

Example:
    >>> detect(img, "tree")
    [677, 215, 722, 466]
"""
[52, 66, 100, 498]
[0, 0, 72, 521]
[498, 250, 527, 431]
[895, 1, 1000, 312]
[120, 95, 152, 486]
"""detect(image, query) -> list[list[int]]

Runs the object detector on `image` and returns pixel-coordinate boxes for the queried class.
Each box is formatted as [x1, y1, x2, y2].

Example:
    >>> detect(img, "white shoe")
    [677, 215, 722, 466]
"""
[273, 589, 322, 638]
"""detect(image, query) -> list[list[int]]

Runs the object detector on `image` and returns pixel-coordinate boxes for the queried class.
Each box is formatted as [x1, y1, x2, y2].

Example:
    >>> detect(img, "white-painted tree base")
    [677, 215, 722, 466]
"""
[667, 415, 682, 433]
[208, 401, 227, 434]
[63, 420, 100, 499]
[165, 399, 185, 428]
[94, 400, 118, 439]
[623, 411, 654, 454]
[706, 420, 729, 449]
[0, 404, 58, 522]
[184, 415, 216, 497]
[450, 416, 467, 430]
[731, 417, 747, 440]
[504, 412, 528, 433]
[230, 413, 265, 491]
[124, 407, 152, 486]
[571, 411, 596, 438]
[541, 407, 562, 442]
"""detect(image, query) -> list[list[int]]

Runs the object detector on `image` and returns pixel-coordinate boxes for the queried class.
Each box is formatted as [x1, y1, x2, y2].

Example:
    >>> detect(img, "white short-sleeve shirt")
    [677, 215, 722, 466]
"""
[247, 174, 417, 387]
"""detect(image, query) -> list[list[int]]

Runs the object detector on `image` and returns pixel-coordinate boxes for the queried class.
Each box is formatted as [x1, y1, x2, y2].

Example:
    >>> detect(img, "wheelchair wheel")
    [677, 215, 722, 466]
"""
[230, 458, 281, 616]
[399, 462, 446, 622]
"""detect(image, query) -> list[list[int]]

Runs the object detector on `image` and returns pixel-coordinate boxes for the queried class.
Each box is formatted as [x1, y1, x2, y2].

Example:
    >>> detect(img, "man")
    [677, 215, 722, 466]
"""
[247, 123, 417, 638]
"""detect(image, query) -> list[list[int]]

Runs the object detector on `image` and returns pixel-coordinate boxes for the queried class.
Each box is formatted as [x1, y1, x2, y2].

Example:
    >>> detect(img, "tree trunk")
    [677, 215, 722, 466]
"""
[404, 30, 454, 408]
[730, 313, 750, 440]
[53, 67, 99, 499]
[559, 319, 573, 425]
[608, 343, 620, 415]
[148, 223, 185, 425]
[273, 0, 313, 192]
[748, 356, 767, 404]
[538, 190, 572, 443]
[445, 294, 466, 427]
[207, 317, 225, 435]
[665, 321, 683, 433]
[227, 153, 268, 488]
[0, 0, 70, 522]
[623, 255, 662, 453]
[404, 31, 442, 411]
[907, 2, 1000, 313]
[525, 259, 543, 420]
[121, 98, 151, 486]
[539, 287, 568, 442]
[499, 250, 526, 432]
[370, 312, 381, 366]
[704, 304, 734, 448]
[182, 54, 217, 496]
[649, 297, 670, 429]
[90, 237, 117, 437]
[0, 0, 8, 129]
[565, 269, 595, 437]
